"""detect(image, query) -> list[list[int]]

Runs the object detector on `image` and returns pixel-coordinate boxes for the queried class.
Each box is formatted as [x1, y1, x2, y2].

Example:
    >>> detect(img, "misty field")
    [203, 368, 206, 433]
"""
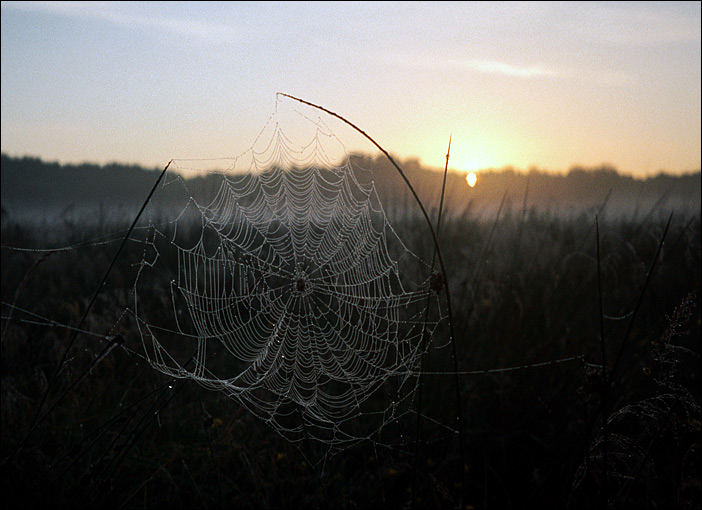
[2, 192, 700, 509]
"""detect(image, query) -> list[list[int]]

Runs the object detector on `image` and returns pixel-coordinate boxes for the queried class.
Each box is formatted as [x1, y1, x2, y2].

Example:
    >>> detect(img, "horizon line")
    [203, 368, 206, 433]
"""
[1, 151, 700, 181]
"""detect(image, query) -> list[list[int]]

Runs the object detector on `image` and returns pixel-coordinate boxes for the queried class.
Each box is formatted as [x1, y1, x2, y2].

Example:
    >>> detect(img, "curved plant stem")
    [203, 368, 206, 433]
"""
[278, 93, 466, 504]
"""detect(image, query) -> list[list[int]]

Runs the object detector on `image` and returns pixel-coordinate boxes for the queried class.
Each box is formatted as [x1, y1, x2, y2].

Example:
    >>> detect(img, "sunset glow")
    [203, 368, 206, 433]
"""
[466, 172, 477, 188]
[1, 2, 699, 176]
[456, 151, 500, 174]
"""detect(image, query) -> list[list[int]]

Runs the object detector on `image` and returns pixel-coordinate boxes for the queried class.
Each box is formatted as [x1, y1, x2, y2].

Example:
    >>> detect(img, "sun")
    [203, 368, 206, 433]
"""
[457, 153, 491, 188]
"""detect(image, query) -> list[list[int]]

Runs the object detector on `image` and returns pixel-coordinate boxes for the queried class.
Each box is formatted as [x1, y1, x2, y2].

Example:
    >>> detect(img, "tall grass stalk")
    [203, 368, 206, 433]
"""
[596, 215, 609, 508]
[456, 190, 508, 335]
[277, 93, 466, 504]
[412, 134, 451, 502]
[608, 212, 673, 384]
[6, 159, 173, 466]
[578, 211, 674, 494]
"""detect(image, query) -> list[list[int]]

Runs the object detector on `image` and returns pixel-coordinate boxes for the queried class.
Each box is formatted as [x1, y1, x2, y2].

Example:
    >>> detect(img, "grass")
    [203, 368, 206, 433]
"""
[2, 197, 700, 508]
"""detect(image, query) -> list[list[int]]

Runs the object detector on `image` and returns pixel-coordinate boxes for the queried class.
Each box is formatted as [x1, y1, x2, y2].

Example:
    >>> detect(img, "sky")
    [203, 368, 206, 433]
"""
[1, 1, 700, 177]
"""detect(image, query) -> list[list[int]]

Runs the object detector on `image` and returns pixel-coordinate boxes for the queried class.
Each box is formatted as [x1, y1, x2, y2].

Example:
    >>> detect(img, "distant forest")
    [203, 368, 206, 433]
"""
[1, 153, 700, 222]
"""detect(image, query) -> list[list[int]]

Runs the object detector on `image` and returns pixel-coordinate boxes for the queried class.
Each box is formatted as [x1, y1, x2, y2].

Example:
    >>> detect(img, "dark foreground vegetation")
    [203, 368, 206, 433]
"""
[1, 164, 700, 509]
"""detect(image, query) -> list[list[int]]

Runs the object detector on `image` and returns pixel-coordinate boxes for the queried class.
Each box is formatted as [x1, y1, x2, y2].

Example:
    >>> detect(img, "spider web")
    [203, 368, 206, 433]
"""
[132, 102, 447, 456]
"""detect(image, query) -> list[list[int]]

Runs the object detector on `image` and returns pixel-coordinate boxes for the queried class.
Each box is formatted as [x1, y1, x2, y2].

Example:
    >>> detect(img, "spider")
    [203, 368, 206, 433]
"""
[296, 277, 306, 292]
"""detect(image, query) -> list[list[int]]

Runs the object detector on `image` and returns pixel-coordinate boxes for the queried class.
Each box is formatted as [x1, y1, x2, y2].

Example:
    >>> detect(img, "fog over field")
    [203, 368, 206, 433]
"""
[2, 153, 700, 226]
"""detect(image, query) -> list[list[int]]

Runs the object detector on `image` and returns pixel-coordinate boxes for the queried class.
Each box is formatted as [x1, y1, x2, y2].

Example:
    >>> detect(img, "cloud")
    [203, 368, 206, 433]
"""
[1, 1, 241, 44]
[390, 53, 559, 79]
[453, 59, 558, 78]
[389, 51, 640, 89]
